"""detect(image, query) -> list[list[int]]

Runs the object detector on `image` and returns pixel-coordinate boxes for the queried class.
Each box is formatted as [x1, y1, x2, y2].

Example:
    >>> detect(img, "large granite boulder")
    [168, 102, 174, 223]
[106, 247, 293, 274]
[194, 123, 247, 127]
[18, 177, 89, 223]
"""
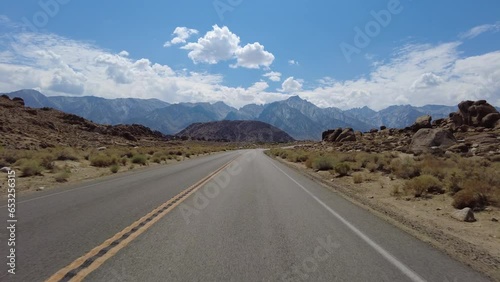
[410, 128, 457, 154]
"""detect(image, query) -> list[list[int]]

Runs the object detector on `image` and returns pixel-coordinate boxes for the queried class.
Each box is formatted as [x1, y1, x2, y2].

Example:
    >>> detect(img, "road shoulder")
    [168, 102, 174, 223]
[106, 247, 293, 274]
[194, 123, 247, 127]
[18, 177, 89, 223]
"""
[268, 154, 500, 281]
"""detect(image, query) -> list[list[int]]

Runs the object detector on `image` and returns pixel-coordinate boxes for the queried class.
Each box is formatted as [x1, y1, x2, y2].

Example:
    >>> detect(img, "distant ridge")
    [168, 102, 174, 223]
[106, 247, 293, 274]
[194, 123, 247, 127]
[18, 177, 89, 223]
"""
[4, 89, 497, 140]
[176, 120, 295, 143]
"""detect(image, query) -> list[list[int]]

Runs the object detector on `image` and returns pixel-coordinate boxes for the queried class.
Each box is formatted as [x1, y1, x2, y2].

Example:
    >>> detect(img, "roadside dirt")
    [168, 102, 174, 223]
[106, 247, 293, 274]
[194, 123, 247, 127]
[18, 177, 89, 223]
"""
[0, 154, 203, 198]
[276, 157, 500, 281]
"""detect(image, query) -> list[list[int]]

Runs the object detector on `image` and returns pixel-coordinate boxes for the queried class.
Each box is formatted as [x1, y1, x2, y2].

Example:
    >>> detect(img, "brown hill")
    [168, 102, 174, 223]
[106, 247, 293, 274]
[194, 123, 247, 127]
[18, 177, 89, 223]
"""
[0, 95, 169, 150]
[176, 120, 295, 143]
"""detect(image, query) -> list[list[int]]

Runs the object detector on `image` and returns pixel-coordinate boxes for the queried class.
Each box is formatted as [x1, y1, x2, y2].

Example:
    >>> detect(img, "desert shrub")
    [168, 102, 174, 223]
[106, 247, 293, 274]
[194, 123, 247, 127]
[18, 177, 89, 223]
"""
[340, 154, 357, 163]
[120, 157, 128, 166]
[122, 151, 134, 158]
[38, 153, 56, 170]
[312, 156, 335, 171]
[90, 154, 118, 167]
[305, 158, 313, 169]
[366, 162, 378, 173]
[445, 170, 465, 194]
[287, 152, 309, 163]
[353, 173, 363, 184]
[403, 175, 443, 197]
[452, 190, 488, 210]
[418, 155, 449, 180]
[110, 164, 119, 174]
[1, 150, 18, 164]
[356, 152, 373, 168]
[131, 154, 147, 165]
[391, 184, 402, 196]
[278, 150, 289, 159]
[390, 157, 420, 179]
[21, 161, 43, 177]
[54, 171, 70, 182]
[55, 148, 79, 161]
[334, 162, 351, 177]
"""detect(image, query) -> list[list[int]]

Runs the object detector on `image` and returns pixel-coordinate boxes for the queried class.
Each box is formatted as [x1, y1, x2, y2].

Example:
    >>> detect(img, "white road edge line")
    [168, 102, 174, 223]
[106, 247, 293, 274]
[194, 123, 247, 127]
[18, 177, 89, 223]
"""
[268, 160, 427, 282]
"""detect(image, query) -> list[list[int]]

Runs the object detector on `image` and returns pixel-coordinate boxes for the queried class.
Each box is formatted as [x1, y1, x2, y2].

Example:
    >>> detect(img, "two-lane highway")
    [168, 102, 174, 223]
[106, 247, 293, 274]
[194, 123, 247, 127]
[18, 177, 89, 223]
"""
[0, 151, 242, 281]
[1, 150, 491, 281]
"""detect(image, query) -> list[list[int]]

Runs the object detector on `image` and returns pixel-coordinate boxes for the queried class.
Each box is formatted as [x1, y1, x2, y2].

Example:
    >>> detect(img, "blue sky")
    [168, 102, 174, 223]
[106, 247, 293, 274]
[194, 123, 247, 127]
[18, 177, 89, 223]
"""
[0, 0, 499, 109]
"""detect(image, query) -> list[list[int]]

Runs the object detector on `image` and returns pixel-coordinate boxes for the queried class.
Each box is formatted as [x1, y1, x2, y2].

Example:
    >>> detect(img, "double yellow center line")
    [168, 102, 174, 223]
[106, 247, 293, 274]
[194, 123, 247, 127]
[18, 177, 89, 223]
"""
[46, 158, 238, 282]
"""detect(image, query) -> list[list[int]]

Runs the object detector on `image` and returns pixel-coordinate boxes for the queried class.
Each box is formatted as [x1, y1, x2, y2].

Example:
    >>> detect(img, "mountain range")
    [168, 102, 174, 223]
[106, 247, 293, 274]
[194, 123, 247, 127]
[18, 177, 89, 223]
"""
[5, 89, 498, 140]
[177, 120, 295, 143]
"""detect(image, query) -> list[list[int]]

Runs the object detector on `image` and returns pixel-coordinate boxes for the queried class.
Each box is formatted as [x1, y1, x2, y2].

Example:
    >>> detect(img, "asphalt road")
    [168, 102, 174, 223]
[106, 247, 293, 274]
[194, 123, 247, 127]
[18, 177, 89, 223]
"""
[0, 150, 491, 281]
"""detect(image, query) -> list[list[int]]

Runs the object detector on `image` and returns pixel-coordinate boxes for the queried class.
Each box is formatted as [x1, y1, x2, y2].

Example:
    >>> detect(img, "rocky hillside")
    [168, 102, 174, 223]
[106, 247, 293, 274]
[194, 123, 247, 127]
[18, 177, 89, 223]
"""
[321, 100, 500, 158]
[0, 95, 170, 150]
[176, 120, 295, 143]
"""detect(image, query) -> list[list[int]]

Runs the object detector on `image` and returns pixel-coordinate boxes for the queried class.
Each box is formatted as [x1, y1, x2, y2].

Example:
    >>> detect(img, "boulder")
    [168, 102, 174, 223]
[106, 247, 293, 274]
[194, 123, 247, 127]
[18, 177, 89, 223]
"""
[482, 113, 500, 128]
[411, 115, 432, 132]
[12, 97, 25, 106]
[322, 128, 357, 142]
[410, 128, 457, 154]
[431, 118, 444, 127]
[337, 128, 356, 142]
[451, 208, 476, 222]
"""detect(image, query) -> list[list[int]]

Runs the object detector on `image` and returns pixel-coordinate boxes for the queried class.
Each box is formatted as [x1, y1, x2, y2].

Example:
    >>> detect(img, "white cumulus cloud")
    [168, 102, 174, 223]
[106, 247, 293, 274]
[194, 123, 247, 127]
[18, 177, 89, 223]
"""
[280, 77, 302, 92]
[410, 72, 444, 90]
[180, 25, 274, 69]
[181, 25, 240, 64]
[263, 71, 282, 82]
[164, 27, 199, 47]
[233, 42, 274, 69]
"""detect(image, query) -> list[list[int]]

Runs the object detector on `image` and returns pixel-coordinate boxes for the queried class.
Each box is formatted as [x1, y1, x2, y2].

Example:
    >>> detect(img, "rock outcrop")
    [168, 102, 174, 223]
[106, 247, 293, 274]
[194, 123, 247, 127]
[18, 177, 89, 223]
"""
[322, 128, 357, 142]
[410, 115, 432, 132]
[450, 100, 500, 129]
[409, 128, 457, 154]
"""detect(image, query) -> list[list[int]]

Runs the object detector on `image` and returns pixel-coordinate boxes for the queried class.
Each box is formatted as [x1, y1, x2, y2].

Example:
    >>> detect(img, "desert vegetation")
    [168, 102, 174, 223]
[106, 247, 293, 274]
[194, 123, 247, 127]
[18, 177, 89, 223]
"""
[0, 142, 239, 195]
[266, 148, 500, 209]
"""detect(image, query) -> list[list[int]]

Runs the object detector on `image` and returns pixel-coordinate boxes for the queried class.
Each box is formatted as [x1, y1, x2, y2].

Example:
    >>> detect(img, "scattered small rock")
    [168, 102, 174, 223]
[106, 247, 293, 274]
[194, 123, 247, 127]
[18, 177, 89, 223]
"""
[492, 218, 499, 222]
[97, 147, 107, 151]
[436, 207, 442, 211]
[451, 207, 476, 222]
[36, 187, 45, 191]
